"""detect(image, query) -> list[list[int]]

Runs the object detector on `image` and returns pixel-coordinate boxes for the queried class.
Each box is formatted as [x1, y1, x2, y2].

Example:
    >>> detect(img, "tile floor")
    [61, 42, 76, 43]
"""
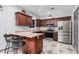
[41, 38, 77, 54]
[0, 38, 77, 54]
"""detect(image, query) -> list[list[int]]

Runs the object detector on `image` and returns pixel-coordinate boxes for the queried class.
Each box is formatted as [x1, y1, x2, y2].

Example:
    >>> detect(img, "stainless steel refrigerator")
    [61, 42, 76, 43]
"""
[58, 21, 71, 44]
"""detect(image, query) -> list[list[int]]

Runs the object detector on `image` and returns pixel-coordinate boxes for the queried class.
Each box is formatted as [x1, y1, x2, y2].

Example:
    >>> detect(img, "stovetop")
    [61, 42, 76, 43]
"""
[45, 30, 54, 33]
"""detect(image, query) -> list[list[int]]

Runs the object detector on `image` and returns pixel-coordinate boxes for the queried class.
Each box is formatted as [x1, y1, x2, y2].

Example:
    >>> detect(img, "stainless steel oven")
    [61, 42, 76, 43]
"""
[45, 30, 53, 38]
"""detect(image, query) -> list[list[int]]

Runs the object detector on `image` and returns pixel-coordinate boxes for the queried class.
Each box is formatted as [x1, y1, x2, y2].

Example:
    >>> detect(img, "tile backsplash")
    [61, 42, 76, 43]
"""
[15, 26, 30, 31]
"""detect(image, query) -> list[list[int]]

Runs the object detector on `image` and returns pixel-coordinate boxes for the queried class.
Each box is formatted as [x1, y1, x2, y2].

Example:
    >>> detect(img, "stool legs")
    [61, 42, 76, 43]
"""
[4, 42, 10, 54]
[12, 38, 23, 54]
[13, 48, 18, 54]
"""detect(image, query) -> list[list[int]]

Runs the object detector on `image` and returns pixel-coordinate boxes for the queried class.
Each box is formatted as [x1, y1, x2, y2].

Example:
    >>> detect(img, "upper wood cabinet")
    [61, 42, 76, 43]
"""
[15, 12, 32, 26]
[40, 20, 47, 27]
[36, 16, 71, 27]
[26, 15, 32, 26]
[40, 19, 57, 27]
[36, 19, 41, 27]
[50, 19, 58, 26]
[15, 12, 27, 26]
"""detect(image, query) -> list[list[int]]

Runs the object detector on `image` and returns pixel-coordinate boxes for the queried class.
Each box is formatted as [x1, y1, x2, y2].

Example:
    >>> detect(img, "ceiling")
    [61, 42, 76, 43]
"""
[18, 5, 75, 18]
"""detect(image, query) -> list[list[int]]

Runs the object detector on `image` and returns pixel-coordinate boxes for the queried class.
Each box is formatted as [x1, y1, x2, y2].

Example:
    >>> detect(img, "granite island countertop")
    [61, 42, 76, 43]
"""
[10, 31, 44, 38]
[10, 27, 58, 38]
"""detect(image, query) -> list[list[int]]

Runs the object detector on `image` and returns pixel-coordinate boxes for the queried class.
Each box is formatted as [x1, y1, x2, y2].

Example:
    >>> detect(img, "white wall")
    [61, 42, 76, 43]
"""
[0, 5, 37, 50]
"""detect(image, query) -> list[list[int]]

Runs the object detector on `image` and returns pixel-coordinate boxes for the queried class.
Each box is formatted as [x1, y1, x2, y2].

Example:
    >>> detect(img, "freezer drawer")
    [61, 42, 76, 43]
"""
[58, 35, 71, 44]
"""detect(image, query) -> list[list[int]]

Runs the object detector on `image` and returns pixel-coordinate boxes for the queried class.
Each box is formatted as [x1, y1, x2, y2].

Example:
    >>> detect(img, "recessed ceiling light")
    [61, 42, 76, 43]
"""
[38, 9, 41, 12]
[48, 11, 50, 14]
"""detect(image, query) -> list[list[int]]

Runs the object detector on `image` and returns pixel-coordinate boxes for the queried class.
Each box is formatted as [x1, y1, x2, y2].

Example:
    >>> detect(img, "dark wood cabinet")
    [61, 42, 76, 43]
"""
[36, 19, 51, 27]
[15, 12, 27, 26]
[40, 20, 47, 26]
[53, 32, 58, 41]
[36, 19, 41, 27]
[52, 20, 58, 26]
[26, 16, 32, 26]
[36, 16, 71, 27]
[15, 12, 32, 26]
[38, 19, 58, 27]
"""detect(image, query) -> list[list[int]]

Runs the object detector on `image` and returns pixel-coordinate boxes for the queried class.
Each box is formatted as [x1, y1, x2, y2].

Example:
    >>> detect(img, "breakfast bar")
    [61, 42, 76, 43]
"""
[10, 31, 44, 54]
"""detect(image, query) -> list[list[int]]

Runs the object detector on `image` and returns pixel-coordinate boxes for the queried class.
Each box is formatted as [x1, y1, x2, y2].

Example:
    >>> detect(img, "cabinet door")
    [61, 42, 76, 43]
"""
[53, 32, 58, 41]
[16, 13, 27, 26]
[46, 20, 51, 24]
[36, 35, 43, 53]
[41, 20, 47, 26]
[36, 19, 41, 27]
[26, 16, 32, 26]
[53, 20, 58, 26]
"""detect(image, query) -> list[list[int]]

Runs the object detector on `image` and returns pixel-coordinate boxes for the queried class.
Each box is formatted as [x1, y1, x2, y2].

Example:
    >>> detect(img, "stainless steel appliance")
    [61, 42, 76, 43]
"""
[58, 21, 71, 44]
[45, 24, 54, 38]
[45, 30, 54, 38]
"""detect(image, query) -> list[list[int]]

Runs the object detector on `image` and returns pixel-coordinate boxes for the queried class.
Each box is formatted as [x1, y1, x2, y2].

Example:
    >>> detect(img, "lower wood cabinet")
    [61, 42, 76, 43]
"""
[23, 35, 44, 54]
[53, 32, 58, 41]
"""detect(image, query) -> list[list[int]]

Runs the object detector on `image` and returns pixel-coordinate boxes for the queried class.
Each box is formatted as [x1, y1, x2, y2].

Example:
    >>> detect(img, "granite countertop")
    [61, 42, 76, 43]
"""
[10, 27, 58, 38]
[29, 27, 58, 32]
[10, 31, 43, 38]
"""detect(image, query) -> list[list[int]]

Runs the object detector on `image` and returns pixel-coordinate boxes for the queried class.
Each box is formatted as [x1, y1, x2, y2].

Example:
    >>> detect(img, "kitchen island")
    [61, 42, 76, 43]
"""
[10, 31, 44, 54]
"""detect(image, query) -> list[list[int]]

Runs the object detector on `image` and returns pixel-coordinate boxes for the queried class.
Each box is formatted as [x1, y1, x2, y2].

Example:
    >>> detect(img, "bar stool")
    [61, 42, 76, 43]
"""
[4, 34, 25, 54]
[11, 36, 23, 54]
[4, 34, 13, 54]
